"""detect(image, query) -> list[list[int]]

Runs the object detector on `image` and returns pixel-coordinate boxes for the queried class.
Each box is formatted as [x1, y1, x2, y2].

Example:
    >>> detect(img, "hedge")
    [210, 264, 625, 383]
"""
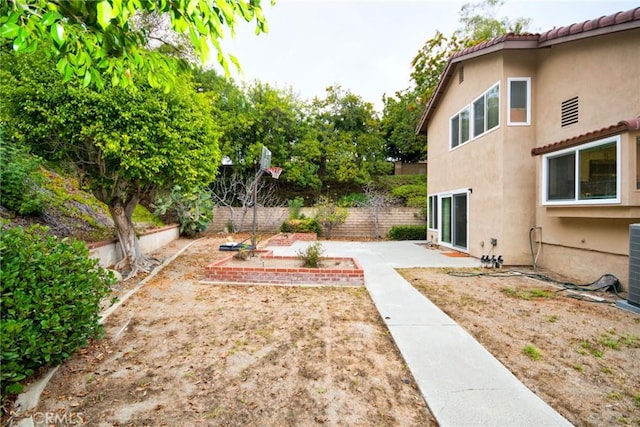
[280, 218, 322, 236]
[0, 224, 114, 398]
[387, 225, 427, 240]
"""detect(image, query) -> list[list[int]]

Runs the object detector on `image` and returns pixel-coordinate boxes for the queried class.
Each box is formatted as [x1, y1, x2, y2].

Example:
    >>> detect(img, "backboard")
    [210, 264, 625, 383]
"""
[260, 146, 272, 171]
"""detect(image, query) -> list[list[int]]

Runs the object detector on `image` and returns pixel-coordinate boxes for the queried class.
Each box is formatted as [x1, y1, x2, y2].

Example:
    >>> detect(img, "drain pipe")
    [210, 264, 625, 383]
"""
[529, 226, 542, 269]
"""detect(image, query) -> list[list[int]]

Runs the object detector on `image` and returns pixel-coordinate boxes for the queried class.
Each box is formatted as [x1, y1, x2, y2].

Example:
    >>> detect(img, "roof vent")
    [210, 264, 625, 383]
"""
[561, 96, 579, 127]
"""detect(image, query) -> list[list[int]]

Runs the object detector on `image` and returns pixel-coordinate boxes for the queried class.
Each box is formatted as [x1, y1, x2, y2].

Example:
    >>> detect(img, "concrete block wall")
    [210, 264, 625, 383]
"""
[211, 207, 425, 239]
[87, 225, 180, 268]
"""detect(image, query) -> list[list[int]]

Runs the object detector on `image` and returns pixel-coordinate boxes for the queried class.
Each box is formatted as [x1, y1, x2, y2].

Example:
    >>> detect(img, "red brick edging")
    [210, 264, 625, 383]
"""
[204, 249, 364, 287]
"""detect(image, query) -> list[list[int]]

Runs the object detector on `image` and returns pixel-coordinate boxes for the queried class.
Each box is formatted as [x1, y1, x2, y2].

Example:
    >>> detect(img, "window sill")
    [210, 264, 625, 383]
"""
[545, 205, 640, 218]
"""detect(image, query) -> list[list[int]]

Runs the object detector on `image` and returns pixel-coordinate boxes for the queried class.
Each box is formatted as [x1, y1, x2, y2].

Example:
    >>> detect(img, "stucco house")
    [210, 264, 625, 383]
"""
[416, 8, 640, 285]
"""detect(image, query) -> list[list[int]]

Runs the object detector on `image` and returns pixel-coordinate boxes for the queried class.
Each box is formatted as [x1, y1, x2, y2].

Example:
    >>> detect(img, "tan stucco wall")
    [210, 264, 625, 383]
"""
[427, 53, 539, 264]
[532, 30, 640, 283]
[534, 31, 640, 145]
[426, 28, 640, 279]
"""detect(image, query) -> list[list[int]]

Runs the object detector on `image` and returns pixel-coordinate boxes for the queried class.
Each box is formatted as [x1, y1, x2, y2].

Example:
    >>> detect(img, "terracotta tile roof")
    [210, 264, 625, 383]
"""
[539, 7, 640, 44]
[416, 7, 640, 135]
[530, 118, 640, 156]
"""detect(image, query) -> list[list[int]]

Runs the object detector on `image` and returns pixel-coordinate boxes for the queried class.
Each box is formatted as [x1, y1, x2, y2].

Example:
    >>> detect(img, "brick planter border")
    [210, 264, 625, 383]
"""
[203, 249, 364, 287]
[264, 232, 317, 246]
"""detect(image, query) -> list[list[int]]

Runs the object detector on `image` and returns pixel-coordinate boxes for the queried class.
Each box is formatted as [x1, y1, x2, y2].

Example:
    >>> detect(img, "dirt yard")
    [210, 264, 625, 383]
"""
[20, 235, 434, 426]
[399, 267, 640, 427]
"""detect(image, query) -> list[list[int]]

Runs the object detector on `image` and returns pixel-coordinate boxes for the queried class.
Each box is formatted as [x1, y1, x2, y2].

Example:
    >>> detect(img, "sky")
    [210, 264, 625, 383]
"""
[213, 0, 638, 112]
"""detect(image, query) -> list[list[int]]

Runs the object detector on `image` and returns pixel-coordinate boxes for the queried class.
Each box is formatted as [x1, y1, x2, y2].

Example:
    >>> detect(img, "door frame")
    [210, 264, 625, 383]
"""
[437, 188, 470, 252]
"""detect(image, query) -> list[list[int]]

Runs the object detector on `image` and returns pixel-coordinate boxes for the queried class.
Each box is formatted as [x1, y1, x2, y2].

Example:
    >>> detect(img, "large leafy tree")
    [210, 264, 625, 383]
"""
[380, 89, 425, 162]
[300, 86, 391, 190]
[198, 72, 304, 182]
[0, 0, 270, 89]
[1, 48, 221, 276]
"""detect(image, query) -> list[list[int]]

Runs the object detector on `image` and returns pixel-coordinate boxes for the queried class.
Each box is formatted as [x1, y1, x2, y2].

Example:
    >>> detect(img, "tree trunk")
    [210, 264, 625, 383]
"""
[109, 197, 157, 279]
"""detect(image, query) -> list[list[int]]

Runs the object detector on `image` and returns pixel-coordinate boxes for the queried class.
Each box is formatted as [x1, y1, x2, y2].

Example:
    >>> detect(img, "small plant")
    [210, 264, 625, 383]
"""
[545, 314, 559, 323]
[523, 344, 542, 361]
[500, 287, 552, 300]
[529, 289, 552, 298]
[287, 196, 305, 219]
[607, 391, 622, 401]
[633, 394, 640, 408]
[153, 185, 214, 237]
[314, 196, 348, 239]
[600, 366, 614, 375]
[572, 363, 584, 372]
[233, 249, 250, 260]
[580, 340, 604, 358]
[297, 241, 325, 268]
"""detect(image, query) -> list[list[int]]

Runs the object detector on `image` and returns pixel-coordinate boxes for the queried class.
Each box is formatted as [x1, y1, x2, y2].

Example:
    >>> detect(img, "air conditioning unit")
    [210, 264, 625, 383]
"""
[629, 224, 640, 306]
[618, 224, 640, 313]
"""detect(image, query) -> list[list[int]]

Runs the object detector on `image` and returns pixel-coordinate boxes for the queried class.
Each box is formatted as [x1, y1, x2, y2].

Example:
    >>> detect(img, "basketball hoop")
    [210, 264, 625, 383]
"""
[266, 166, 282, 179]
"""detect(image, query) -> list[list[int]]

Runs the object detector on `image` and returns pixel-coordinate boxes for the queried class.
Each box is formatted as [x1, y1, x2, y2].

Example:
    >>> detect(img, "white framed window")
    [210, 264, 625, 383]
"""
[472, 83, 499, 137]
[450, 82, 499, 149]
[542, 136, 621, 205]
[450, 106, 470, 149]
[508, 77, 531, 125]
[428, 195, 438, 230]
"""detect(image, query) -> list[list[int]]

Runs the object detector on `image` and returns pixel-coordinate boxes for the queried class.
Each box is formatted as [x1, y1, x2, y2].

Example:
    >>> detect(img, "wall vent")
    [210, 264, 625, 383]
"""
[459, 65, 464, 84]
[561, 96, 579, 127]
[628, 224, 640, 307]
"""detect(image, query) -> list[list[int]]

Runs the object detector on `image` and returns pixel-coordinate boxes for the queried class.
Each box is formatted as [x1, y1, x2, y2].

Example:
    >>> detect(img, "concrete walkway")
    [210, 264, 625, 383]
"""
[268, 240, 572, 427]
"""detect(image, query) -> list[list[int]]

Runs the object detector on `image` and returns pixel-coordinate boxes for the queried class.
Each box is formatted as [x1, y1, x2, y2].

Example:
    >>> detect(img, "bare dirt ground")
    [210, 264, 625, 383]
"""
[22, 235, 434, 426]
[399, 267, 640, 427]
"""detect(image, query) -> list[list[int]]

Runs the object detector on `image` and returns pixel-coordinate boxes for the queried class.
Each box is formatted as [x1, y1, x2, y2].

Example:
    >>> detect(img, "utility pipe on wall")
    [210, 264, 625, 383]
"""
[529, 226, 542, 269]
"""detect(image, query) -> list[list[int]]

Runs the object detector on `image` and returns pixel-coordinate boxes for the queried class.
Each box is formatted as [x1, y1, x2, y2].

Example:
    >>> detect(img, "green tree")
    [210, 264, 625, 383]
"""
[304, 86, 391, 189]
[455, 0, 529, 43]
[1, 49, 221, 276]
[410, 0, 530, 104]
[198, 73, 302, 179]
[380, 89, 425, 162]
[0, 0, 270, 90]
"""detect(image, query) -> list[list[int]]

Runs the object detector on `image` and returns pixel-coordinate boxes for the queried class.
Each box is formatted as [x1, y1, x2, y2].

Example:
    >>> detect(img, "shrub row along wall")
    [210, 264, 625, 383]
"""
[210, 207, 426, 238]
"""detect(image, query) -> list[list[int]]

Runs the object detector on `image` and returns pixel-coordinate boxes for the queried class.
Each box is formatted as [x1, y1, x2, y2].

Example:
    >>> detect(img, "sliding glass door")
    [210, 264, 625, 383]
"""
[440, 192, 468, 250]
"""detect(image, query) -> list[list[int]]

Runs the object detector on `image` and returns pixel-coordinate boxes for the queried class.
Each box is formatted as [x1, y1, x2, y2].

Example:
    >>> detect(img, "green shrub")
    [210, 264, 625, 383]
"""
[337, 193, 368, 207]
[0, 224, 114, 398]
[314, 196, 348, 239]
[387, 225, 427, 240]
[0, 140, 46, 216]
[152, 186, 213, 237]
[280, 218, 322, 236]
[297, 241, 325, 268]
[375, 175, 426, 192]
[391, 184, 427, 204]
[287, 196, 305, 219]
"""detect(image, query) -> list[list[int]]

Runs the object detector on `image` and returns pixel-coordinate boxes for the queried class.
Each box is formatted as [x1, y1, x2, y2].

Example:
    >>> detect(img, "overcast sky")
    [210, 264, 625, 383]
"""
[213, 0, 638, 111]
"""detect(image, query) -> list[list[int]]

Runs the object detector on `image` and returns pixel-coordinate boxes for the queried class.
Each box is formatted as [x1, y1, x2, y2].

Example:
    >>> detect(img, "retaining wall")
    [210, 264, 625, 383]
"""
[210, 207, 425, 238]
[87, 225, 180, 267]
